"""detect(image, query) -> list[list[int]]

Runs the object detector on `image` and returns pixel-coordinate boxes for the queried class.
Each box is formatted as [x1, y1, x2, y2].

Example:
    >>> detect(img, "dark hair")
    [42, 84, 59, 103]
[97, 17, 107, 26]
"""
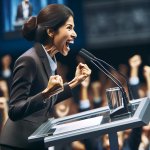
[22, 4, 74, 44]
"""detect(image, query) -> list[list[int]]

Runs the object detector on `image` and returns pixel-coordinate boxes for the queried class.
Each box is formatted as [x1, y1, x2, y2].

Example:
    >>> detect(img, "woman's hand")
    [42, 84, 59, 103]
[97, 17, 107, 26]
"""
[42, 75, 64, 98]
[75, 63, 91, 82]
[69, 63, 91, 89]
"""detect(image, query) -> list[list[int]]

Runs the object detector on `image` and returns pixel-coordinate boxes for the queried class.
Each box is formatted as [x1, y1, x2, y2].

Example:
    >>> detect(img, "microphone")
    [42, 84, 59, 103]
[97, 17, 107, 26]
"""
[79, 49, 131, 118]
[79, 51, 125, 93]
[80, 48, 133, 101]
[79, 51, 93, 62]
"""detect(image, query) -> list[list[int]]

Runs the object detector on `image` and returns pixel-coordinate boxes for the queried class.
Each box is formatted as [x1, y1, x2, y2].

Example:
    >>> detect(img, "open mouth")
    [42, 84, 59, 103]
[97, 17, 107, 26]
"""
[66, 40, 74, 50]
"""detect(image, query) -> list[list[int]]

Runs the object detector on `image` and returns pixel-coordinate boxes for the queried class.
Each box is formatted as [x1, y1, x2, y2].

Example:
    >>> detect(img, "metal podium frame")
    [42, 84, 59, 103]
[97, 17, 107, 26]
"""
[28, 97, 150, 150]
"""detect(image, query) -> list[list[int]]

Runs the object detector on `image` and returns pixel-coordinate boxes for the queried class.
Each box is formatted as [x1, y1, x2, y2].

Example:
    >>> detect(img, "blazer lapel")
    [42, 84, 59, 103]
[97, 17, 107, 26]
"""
[34, 43, 51, 79]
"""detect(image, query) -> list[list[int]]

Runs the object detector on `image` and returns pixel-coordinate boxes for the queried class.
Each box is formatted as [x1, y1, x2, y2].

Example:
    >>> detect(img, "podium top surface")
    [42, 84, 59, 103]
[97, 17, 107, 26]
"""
[28, 97, 150, 147]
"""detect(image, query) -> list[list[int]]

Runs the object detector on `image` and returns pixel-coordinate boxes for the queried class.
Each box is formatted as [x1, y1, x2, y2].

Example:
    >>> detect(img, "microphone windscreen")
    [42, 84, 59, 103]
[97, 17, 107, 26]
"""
[78, 50, 92, 62]
[80, 48, 96, 59]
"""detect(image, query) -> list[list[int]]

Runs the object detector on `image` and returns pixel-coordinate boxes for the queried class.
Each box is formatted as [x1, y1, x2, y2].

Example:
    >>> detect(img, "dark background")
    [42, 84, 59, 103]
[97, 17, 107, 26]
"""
[0, 0, 150, 81]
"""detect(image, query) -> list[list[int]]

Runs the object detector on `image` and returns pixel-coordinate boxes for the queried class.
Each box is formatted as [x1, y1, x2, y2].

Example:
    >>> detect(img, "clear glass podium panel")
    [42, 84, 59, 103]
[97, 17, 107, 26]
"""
[28, 97, 150, 148]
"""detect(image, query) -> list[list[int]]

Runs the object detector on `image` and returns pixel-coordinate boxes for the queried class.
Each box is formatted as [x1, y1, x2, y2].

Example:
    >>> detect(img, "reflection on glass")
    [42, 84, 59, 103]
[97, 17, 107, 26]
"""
[106, 87, 124, 113]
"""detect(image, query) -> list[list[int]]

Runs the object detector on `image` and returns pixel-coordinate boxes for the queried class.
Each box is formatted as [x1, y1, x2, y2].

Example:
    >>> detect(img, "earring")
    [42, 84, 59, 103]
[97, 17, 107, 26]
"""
[50, 33, 53, 38]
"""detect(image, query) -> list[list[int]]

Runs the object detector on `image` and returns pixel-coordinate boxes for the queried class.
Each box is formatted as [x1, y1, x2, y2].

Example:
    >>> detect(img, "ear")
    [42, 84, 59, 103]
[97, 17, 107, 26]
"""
[47, 28, 54, 38]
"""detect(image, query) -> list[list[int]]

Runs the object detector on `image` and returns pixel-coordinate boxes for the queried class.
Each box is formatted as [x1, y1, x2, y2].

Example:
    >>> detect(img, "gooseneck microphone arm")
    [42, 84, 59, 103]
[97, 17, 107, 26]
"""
[92, 58, 129, 111]
[79, 50, 129, 113]
[80, 48, 133, 101]
[79, 51, 123, 89]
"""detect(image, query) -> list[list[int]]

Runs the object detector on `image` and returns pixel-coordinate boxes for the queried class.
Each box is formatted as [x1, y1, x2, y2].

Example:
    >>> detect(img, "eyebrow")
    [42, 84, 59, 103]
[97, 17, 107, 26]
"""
[66, 24, 75, 28]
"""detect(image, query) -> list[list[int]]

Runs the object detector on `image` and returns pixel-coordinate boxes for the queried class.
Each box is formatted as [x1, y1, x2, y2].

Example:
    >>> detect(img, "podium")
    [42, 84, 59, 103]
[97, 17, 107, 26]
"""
[28, 97, 150, 150]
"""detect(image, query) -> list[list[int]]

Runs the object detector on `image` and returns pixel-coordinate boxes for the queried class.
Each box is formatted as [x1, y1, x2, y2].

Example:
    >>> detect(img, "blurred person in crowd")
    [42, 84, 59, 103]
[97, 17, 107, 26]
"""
[71, 141, 86, 150]
[0, 54, 13, 92]
[143, 65, 150, 98]
[16, 0, 33, 21]
[101, 132, 124, 150]
[52, 61, 83, 150]
[54, 61, 74, 118]
[94, 72, 108, 107]
[121, 54, 143, 150]
[72, 55, 89, 105]
[77, 76, 103, 150]
[79, 76, 91, 112]
[0, 4, 91, 150]
[128, 54, 142, 99]
[118, 64, 129, 87]
[0, 79, 9, 100]
[78, 76, 99, 150]
[100, 54, 143, 150]
[54, 61, 86, 150]
[91, 81, 102, 108]
[71, 55, 91, 150]
[138, 124, 150, 150]
[118, 64, 128, 77]
[0, 79, 9, 134]
[137, 65, 150, 150]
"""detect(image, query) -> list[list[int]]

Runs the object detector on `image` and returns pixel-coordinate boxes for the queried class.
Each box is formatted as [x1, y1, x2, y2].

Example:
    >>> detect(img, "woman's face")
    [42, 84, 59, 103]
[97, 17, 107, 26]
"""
[53, 16, 77, 56]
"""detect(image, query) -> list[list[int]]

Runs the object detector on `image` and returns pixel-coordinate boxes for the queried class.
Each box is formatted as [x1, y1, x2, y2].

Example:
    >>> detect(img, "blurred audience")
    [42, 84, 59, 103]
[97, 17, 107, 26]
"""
[139, 124, 150, 150]
[70, 63, 92, 150]
[0, 79, 9, 134]
[0, 54, 13, 93]
[53, 61, 79, 150]
[79, 76, 91, 112]
[143, 65, 150, 98]
[0, 55, 12, 80]
[128, 54, 142, 99]
[101, 132, 124, 150]
[1, 51, 150, 150]
[54, 61, 73, 118]
[91, 81, 102, 108]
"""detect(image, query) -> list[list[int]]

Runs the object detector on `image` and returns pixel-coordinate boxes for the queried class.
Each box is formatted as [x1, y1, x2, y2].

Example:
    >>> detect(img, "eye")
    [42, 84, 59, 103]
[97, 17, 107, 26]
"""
[67, 26, 72, 31]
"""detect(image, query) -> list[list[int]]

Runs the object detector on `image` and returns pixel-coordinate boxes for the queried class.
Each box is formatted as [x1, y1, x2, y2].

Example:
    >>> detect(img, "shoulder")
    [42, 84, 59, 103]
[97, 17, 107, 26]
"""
[13, 48, 39, 77]
[15, 48, 38, 68]
[14, 43, 44, 68]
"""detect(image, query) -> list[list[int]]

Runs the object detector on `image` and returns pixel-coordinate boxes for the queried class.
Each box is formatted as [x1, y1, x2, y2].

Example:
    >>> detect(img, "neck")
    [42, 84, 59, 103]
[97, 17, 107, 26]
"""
[44, 45, 58, 57]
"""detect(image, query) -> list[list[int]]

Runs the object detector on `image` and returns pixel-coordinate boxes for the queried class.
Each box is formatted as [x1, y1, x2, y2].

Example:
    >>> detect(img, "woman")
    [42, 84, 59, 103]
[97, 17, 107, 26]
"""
[0, 4, 91, 150]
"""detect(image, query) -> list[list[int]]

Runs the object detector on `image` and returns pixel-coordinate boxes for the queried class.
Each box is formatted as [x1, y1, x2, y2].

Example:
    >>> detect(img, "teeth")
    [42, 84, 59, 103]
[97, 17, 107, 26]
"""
[66, 40, 74, 51]
[67, 45, 70, 51]
[68, 41, 74, 44]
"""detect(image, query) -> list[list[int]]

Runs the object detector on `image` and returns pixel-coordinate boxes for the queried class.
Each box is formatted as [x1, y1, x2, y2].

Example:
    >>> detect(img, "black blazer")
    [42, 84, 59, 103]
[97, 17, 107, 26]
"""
[16, 2, 32, 21]
[0, 43, 72, 149]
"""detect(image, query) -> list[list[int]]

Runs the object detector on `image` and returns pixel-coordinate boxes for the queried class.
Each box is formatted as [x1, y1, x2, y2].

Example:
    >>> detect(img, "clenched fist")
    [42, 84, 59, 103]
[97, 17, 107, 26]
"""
[69, 63, 91, 89]
[75, 63, 91, 83]
[42, 75, 64, 98]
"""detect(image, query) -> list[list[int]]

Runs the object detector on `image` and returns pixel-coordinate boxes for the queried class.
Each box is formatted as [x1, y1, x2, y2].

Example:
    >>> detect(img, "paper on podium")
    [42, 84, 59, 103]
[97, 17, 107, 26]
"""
[52, 116, 103, 135]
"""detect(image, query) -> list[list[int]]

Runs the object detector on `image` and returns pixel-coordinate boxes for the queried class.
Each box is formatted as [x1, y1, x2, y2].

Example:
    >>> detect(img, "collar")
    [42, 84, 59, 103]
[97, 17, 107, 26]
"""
[42, 45, 57, 73]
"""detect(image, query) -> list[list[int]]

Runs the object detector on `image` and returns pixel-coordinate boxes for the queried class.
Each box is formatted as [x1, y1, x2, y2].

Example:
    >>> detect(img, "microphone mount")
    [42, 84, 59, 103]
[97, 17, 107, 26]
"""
[81, 48, 133, 101]
[79, 49, 132, 118]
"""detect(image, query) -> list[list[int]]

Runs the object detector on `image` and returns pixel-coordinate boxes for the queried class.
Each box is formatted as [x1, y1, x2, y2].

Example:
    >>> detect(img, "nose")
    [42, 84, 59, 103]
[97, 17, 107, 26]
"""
[72, 30, 77, 38]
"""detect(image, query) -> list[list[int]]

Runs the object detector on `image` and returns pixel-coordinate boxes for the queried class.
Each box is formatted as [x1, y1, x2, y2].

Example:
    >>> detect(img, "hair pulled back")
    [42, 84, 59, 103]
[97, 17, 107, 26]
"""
[22, 4, 74, 44]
